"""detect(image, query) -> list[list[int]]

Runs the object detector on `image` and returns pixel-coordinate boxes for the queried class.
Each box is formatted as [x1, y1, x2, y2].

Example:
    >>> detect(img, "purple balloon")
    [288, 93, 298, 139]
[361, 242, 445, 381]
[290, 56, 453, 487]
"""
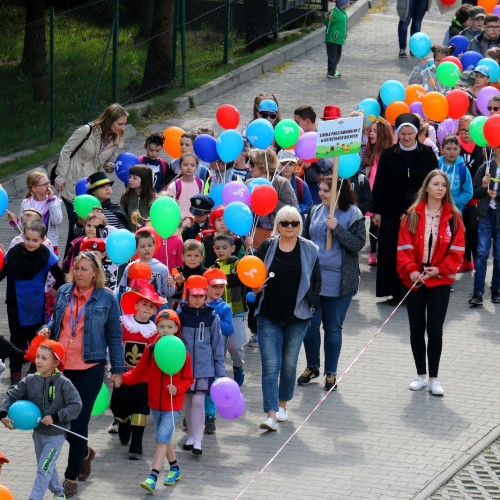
[449, 35, 469, 57]
[217, 393, 245, 420]
[409, 101, 424, 116]
[437, 118, 458, 144]
[222, 181, 251, 206]
[461, 51, 483, 71]
[476, 87, 500, 116]
[75, 177, 88, 196]
[295, 131, 318, 160]
[494, 5, 500, 16]
[210, 377, 241, 408]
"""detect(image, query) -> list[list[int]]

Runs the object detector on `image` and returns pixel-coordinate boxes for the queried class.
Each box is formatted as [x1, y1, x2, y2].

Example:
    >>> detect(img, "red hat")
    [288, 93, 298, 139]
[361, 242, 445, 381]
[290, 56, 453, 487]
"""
[155, 309, 181, 332]
[40, 340, 66, 371]
[80, 238, 106, 253]
[185, 275, 208, 295]
[128, 262, 152, 281]
[0, 451, 9, 464]
[321, 105, 342, 120]
[203, 268, 227, 285]
[121, 286, 167, 315]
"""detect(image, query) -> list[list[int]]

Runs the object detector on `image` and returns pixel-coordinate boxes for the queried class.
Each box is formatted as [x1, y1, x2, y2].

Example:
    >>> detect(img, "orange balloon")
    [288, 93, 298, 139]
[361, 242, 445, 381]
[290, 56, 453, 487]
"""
[236, 256, 267, 288]
[405, 84, 426, 104]
[478, 0, 496, 13]
[385, 101, 410, 126]
[163, 126, 185, 159]
[128, 261, 153, 280]
[422, 92, 449, 122]
[0, 485, 13, 500]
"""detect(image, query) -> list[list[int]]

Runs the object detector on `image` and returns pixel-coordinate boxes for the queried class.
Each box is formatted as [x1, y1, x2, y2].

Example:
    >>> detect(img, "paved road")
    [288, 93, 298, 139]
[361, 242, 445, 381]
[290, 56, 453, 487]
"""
[2, 1, 500, 499]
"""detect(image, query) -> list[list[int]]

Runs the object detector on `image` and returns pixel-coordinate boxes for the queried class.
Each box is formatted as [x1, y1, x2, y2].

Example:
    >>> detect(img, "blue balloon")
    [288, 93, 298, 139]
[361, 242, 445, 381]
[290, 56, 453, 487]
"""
[208, 183, 224, 207]
[246, 291, 257, 303]
[115, 152, 140, 184]
[478, 57, 500, 83]
[223, 202, 253, 236]
[194, 134, 218, 163]
[461, 51, 483, 71]
[338, 154, 361, 178]
[75, 177, 87, 196]
[0, 187, 8, 217]
[246, 119, 274, 149]
[106, 229, 136, 265]
[247, 177, 272, 192]
[449, 35, 469, 57]
[357, 98, 381, 124]
[217, 130, 244, 163]
[409, 32, 431, 58]
[8, 400, 41, 430]
[380, 80, 406, 106]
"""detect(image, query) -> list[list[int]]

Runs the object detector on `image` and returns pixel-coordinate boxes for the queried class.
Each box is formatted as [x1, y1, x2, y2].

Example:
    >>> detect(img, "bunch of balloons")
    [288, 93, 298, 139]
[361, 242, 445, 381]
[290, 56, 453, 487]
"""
[210, 377, 245, 420]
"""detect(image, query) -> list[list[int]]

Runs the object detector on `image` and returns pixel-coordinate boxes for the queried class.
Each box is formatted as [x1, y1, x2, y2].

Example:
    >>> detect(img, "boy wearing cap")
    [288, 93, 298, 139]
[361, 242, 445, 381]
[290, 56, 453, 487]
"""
[460, 6, 485, 41]
[471, 65, 491, 96]
[0, 340, 82, 500]
[468, 13, 500, 55]
[182, 194, 215, 242]
[325, 0, 349, 78]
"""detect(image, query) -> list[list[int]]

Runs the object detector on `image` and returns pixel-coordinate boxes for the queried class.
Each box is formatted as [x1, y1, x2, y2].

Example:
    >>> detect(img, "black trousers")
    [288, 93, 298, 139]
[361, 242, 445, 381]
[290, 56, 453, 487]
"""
[463, 204, 478, 262]
[326, 42, 342, 74]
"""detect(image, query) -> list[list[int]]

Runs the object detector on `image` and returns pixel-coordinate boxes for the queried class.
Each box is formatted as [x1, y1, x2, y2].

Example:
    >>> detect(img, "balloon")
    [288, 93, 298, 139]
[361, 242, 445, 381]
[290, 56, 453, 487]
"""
[449, 35, 469, 57]
[440, 0, 455, 5]
[0, 485, 13, 500]
[437, 118, 459, 144]
[469, 116, 489, 147]
[128, 261, 152, 280]
[422, 92, 449, 122]
[216, 104, 240, 129]
[7, 400, 41, 430]
[247, 177, 272, 192]
[73, 194, 101, 219]
[115, 152, 139, 184]
[250, 184, 278, 216]
[163, 126, 184, 158]
[222, 181, 251, 206]
[274, 119, 300, 149]
[436, 61, 461, 87]
[150, 196, 181, 238]
[476, 86, 500, 116]
[385, 101, 410, 126]
[461, 51, 483, 71]
[208, 183, 224, 206]
[409, 101, 424, 115]
[0, 252, 4, 272]
[133, 226, 161, 260]
[295, 131, 318, 161]
[154, 335, 187, 375]
[478, 57, 500, 83]
[246, 291, 257, 303]
[446, 89, 471, 120]
[217, 393, 245, 420]
[494, 4, 500, 15]
[484, 115, 500, 146]
[338, 154, 361, 178]
[193, 134, 218, 163]
[91, 383, 110, 416]
[223, 202, 253, 236]
[409, 32, 431, 58]
[106, 229, 136, 265]
[246, 118, 274, 149]
[357, 98, 381, 123]
[478, 0, 496, 13]
[210, 377, 241, 408]
[75, 177, 88, 196]
[236, 255, 267, 288]
[441, 55, 463, 72]
[405, 84, 426, 104]
[380, 80, 405, 106]
[0, 187, 8, 217]
[216, 129, 244, 163]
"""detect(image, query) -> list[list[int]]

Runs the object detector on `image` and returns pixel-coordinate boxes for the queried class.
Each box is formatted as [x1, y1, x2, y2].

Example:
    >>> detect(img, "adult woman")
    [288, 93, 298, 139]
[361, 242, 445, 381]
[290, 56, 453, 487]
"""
[254, 206, 321, 431]
[298, 177, 365, 390]
[372, 113, 438, 305]
[39, 252, 125, 497]
[397, 170, 465, 396]
[54, 103, 128, 256]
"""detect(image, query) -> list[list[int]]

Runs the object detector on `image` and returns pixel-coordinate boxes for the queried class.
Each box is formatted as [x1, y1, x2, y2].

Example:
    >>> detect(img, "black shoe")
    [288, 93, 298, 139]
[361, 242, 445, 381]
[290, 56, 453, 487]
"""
[399, 49, 407, 58]
[324, 373, 337, 391]
[491, 289, 500, 304]
[192, 448, 202, 456]
[118, 420, 131, 445]
[204, 416, 216, 434]
[469, 290, 483, 306]
[297, 367, 320, 385]
[182, 443, 193, 451]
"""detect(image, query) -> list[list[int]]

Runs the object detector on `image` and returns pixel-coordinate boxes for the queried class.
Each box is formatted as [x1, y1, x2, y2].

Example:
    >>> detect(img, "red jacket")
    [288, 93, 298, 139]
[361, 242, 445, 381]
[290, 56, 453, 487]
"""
[122, 342, 193, 412]
[397, 200, 465, 288]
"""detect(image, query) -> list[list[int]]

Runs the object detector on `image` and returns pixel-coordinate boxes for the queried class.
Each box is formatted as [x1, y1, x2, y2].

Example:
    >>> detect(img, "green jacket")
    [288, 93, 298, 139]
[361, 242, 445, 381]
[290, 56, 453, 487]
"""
[325, 7, 348, 45]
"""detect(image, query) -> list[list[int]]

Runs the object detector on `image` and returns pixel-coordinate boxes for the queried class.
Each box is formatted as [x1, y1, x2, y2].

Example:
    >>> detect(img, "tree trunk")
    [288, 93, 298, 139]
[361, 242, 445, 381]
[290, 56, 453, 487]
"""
[138, 0, 155, 39]
[140, 0, 174, 96]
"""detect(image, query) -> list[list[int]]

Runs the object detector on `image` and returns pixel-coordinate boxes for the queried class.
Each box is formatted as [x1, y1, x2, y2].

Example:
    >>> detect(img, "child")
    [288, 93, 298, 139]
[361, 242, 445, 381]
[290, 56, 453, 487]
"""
[460, 6, 486, 41]
[139, 132, 174, 192]
[205, 158, 240, 195]
[79, 237, 118, 289]
[443, 4, 472, 44]
[166, 152, 204, 222]
[232, 140, 251, 182]
[0, 221, 65, 386]
[0, 340, 82, 500]
[120, 165, 157, 230]
[7, 208, 52, 250]
[171, 131, 210, 182]
[119, 309, 193, 492]
[110, 285, 166, 459]
[349, 170, 374, 216]
[325, 0, 349, 78]
[178, 276, 225, 454]
[181, 194, 215, 242]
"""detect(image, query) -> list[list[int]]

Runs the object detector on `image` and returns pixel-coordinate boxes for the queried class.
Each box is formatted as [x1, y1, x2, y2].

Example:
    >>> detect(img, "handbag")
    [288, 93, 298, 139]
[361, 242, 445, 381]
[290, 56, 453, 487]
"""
[50, 124, 93, 185]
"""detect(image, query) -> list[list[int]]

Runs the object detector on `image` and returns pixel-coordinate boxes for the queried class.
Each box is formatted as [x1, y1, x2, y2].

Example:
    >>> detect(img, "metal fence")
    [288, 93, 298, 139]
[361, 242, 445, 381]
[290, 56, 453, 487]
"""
[0, 0, 325, 159]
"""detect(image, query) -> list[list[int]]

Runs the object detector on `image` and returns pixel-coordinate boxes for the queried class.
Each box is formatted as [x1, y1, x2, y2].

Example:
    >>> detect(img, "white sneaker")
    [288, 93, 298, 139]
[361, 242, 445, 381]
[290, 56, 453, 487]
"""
[408, 376, 428, 391]
[259, 417, 277, 431]
[107, 418, 119, 434]
[276, 407, 288, 422]
[428, 380, 444, 396]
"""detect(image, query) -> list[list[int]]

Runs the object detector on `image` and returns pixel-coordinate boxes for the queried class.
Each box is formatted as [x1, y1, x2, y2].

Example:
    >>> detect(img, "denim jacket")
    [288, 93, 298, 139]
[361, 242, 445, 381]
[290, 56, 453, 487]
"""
[46, 283, 126, 373]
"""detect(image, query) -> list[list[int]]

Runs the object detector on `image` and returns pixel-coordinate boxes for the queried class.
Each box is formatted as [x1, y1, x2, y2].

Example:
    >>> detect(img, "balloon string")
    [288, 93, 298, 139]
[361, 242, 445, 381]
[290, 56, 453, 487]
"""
[164, 239, 169, 273]
[271, 162, 286, 182]
[170, 375, 175, 430]
[265, 153, 269, 180]
[38, 419, 89, 441]
[250, 214, 259, 240]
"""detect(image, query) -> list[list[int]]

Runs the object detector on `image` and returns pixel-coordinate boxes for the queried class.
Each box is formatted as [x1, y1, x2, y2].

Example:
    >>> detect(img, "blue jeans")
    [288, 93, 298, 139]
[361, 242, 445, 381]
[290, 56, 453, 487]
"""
[257, 316, 309, 413]
[303, 293, 354, 375]
[474, 208, 500, 294]
[398, 0, 428, 50]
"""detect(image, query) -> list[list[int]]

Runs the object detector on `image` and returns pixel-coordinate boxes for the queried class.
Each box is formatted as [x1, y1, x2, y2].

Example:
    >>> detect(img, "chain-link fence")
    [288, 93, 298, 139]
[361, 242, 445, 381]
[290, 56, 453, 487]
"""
[0, 0, 325, 158]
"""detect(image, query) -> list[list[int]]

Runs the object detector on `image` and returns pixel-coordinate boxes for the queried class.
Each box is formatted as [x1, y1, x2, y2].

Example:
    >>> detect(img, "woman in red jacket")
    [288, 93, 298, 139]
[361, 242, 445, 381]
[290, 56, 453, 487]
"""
[397, 170, 465, 396]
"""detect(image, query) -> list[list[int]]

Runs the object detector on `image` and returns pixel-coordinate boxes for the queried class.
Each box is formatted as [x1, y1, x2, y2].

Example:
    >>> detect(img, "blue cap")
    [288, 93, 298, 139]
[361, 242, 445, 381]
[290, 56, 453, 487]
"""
[474, 65, 490, 77]
[258, 99, 278, 113]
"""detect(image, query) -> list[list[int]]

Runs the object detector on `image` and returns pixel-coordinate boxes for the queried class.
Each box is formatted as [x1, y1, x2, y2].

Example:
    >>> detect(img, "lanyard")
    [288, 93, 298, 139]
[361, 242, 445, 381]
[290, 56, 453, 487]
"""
[69, 291, 91, 337]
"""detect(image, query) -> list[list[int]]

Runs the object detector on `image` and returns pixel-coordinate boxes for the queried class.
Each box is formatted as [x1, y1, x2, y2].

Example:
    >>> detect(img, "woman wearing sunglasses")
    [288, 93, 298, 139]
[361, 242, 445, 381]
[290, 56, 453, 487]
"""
[253, 206, 321, 431]
[298, 176, 366, 391]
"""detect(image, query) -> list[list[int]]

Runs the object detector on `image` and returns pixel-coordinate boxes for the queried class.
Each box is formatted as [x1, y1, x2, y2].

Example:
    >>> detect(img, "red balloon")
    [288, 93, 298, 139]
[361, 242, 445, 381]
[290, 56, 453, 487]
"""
[133, 226, 162, 260]
[0, 252, 4, 272]
[216, 104, 240, 130]
[446, 89, 470, 120]
[441, 56, 463, 72]
[250, 185, 278, 216]
[484, 115, 500, 146]
[441, 0, 456, 5]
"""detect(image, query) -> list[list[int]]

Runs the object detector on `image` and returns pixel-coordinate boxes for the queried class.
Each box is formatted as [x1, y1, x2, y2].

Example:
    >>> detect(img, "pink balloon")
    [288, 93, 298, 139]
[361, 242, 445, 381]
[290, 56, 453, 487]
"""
[476, 87, 500, 116]
[409, 101, 424, 115]
[210, 377, 240, 408]
[294, 131, 318, 160]
[437, 118, 458, 144]
[217, 393, 245, 420]
[222, 181, 251, 206]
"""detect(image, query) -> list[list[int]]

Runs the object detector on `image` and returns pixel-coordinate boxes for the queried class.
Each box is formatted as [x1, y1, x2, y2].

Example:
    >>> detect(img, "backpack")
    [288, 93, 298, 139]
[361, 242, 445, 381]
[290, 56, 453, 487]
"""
[174, 177, 203, 200]
[139, 155, 168, 180]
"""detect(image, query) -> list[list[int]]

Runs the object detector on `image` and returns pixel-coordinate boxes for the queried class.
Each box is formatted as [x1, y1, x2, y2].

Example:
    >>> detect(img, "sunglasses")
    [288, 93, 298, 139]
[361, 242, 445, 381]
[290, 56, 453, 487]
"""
[260, 112, 277, 119]
[279, 220, 300, 228]
[487, 106, 500, 112]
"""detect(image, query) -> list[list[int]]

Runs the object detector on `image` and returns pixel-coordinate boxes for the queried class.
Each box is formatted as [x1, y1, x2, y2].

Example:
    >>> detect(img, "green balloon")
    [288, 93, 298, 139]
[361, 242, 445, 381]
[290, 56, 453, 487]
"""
[74, 194, 102, 219]
[435, 61, 461, 88]
[91, 383, 110, 416]
[274, 119, 300, 149]
[469, 116, 488, 147]
[154, 336, 187, 375]
[150, 197, 181, 238]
